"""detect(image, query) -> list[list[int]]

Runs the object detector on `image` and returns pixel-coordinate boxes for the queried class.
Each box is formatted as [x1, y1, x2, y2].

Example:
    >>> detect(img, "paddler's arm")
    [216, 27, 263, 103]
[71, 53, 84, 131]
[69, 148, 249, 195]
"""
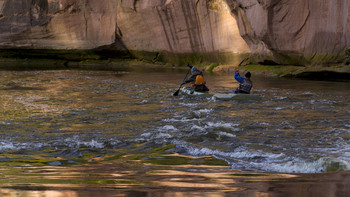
[182, 74, 196, 84]
[234, 70, 244, 84]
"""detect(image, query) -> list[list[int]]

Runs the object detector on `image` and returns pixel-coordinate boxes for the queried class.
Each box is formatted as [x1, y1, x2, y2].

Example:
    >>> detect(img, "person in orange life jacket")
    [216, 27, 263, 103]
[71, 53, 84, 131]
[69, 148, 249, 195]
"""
[234, 70, 252, 94]
[181, 66, 209, 93]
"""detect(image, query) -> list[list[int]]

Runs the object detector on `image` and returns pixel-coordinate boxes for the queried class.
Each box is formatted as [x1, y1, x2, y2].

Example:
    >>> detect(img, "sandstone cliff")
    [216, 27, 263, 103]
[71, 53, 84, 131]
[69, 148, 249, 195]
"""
[0, 0, 119, 50]
[233, 0, 350, 65]
[0, 0, 349, 66]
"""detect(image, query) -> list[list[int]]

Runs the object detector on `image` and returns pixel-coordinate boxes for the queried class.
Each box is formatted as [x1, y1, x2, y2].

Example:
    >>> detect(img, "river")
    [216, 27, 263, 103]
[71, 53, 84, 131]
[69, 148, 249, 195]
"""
[0, 68, 350, 196]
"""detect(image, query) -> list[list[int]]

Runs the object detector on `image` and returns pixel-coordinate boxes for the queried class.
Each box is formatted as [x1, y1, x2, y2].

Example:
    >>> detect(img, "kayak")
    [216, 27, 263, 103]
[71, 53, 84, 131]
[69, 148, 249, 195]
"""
[213, 93, 262, 101]
[180, 87, 262, 101]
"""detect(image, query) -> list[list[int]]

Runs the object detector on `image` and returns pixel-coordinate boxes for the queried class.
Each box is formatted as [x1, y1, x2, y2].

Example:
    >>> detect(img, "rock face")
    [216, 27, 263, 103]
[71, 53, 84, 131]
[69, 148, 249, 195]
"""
[116, 0, 249, 55]
[233, 0, 350, 64]
[0, 0, 119, 49]
[0, 0, 349, 66]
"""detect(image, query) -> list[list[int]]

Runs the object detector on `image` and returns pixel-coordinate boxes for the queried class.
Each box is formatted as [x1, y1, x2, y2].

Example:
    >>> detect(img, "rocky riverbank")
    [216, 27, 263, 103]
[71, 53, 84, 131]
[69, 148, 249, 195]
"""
[0, 48, 349, 81]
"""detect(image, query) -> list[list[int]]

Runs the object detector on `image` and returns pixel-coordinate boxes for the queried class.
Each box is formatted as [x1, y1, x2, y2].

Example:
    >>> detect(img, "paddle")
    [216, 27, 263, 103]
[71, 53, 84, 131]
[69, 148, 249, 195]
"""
[173, 64, 192, 96]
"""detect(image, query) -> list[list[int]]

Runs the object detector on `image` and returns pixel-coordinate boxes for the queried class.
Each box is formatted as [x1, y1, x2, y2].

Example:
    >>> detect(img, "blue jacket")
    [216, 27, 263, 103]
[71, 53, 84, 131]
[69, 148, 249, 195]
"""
[234, 72, 244, 84]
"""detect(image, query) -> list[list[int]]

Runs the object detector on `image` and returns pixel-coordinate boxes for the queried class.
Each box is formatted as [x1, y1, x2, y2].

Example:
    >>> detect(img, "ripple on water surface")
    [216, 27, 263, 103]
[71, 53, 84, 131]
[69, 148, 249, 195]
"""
[0, 70, 350, 173]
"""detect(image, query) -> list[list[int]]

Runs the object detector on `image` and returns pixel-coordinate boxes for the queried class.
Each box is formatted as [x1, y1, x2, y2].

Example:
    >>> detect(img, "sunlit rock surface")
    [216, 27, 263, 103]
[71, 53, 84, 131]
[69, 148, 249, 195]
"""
[0, 0, 119, 49]
[116, 0, 249, 53]
[233, 0, 350, 64]
[0, 0, 349, 65]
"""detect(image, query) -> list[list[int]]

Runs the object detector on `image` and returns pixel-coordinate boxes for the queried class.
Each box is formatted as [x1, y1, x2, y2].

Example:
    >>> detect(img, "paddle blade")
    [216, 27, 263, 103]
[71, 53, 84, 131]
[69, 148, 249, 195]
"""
[173, 89, 180, 96]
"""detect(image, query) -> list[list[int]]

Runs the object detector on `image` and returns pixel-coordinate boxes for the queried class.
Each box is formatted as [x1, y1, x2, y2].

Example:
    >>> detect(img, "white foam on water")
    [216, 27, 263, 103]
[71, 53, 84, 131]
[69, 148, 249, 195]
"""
[158, 125, 179, 132]
[206, 122, 239, 130]
[135, 132, 152, 142]
[259, 122, 270, 126]
[182, 141, 350, 173]
[80, 140, 104, 149]
[217, 132, 236, 138]
[274, 107, 284, 110]
[139, 100, 148, 104]
[0, 142, 16, 151]
[163, 117, 202, 123]
[171, 140, 346, 173]
[139, 125, 180, 142]
[193, 108, 213, 116]
[301, 91, 314, 95]
[183, 145, 284, 160]
[258, 157, 350, 173]
[274, 96, 287, 100]
[0, 141, 45, 151]
[318, 99, 337, 105]
[0, 121, 10, 125]
[139, 131, 174, 142]
[155, 133, 172, 139]
[179, 102, 198, 107]
[191, 125, 205, 131]
[254, 159, 322, 173]
[308, 100, 315, 104]
[342, 150, 350, 157]
[141, 132, 152, 138]
[196, 109, 213, 113]
[187, 121, 239, 133]
[162, 118, 179, 122]
[64, 137, 104, 149]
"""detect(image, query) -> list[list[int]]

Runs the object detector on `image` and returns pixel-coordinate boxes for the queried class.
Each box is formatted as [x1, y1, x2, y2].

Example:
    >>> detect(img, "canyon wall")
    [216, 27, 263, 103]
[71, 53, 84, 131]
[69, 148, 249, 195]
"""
[233, 0, 350, 64]
[0, 0, 349, 66]
[0, 0, 119, 49]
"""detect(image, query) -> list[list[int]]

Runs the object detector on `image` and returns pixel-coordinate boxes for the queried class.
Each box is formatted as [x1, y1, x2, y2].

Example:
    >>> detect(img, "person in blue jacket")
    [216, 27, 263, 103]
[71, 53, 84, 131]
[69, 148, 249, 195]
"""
[234, 70, 252, 94]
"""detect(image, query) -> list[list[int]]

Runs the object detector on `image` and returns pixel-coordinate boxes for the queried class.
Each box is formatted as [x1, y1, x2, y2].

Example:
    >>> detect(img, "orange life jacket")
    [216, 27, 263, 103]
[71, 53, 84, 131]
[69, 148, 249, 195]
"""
[194, 75, 205, 85]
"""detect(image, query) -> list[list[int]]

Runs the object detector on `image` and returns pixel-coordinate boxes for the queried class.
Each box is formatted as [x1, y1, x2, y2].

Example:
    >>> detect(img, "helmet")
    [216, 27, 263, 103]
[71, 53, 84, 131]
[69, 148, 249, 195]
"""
[191, 67, 198, 73]
[245, 72, 251, 78]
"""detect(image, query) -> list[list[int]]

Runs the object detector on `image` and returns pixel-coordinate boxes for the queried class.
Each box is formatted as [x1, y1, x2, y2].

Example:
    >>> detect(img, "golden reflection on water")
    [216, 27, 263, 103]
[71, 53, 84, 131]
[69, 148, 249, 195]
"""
[0, 160, 299, 196]
[150, 169, 238, 191]
[1, 157, 334, 197]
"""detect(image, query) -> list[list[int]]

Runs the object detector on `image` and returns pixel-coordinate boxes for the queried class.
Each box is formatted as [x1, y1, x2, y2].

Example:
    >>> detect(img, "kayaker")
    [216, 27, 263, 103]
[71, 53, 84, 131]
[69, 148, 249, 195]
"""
[181, 66, 209, 93]
[234, 70, 252, 94]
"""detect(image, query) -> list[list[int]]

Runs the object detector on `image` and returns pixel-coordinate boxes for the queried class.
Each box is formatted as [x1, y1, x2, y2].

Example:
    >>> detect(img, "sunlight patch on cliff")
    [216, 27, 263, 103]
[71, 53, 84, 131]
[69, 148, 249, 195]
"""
[208, 0, 230, 12]
[207, 0, 250, 53]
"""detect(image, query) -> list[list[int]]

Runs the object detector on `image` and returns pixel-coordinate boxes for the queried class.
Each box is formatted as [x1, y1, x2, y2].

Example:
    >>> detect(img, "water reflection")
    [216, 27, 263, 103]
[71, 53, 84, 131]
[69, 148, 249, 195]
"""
[1, 163, 350, 197]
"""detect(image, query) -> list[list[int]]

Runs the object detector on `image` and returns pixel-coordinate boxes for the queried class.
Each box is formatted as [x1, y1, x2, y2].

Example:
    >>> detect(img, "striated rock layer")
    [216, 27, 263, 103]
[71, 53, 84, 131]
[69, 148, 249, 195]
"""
[0, 0, 119, 50]
[233, 0, 350, 65]
[0, 0, 349, 66]
[115, 0, 251, 65]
